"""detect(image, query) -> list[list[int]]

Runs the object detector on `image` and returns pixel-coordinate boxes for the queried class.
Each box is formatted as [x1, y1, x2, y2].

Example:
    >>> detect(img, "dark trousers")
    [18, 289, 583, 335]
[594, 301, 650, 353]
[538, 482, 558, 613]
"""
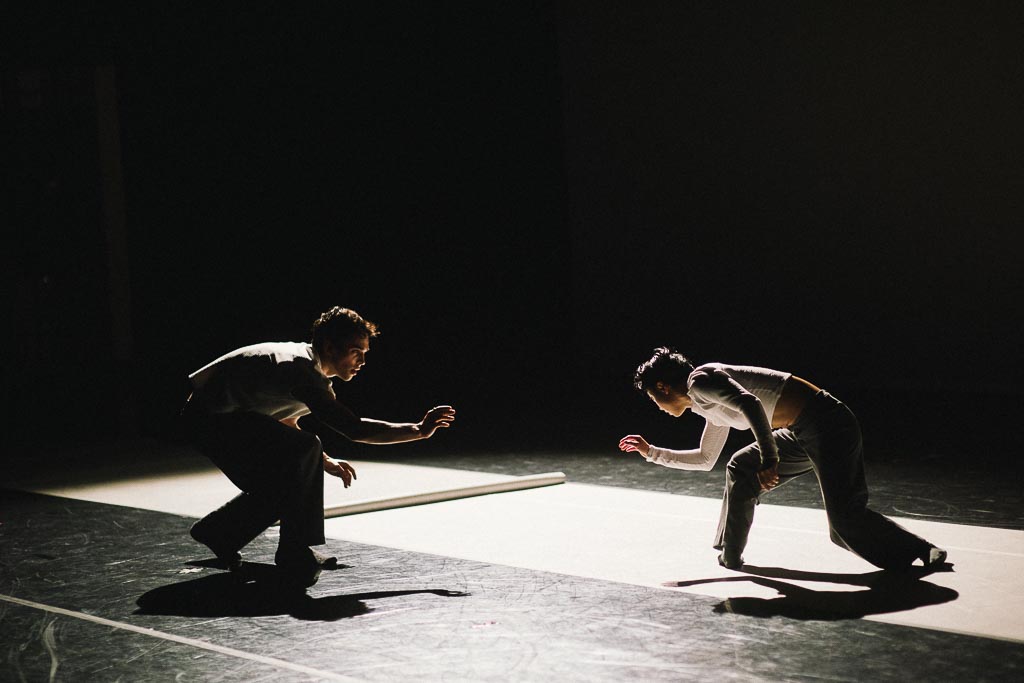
[183, 408, 326, 552]
[714, 390, 932, 569]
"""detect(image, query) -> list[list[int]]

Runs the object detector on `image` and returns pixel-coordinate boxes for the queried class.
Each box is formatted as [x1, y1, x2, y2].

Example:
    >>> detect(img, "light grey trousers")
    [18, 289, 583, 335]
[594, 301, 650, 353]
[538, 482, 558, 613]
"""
[714, 390, 933, 569]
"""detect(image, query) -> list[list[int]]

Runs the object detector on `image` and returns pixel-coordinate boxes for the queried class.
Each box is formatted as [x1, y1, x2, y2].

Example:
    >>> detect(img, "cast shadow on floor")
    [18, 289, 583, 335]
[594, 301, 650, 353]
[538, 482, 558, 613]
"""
[135, 562, 467, 622]
[665, 564, 958, 620]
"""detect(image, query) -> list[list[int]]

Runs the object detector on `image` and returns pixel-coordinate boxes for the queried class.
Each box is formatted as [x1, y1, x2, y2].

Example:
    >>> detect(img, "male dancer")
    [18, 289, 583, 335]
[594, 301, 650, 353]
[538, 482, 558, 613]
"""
[181, 306, 456, 587]
[619, 347, 946, 571]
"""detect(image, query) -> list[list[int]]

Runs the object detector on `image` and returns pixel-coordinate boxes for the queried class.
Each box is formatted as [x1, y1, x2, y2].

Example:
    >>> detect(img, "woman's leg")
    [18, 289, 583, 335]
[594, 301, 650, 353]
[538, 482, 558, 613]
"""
[800, 396, 936, 570]
[714, 429, 814, 567]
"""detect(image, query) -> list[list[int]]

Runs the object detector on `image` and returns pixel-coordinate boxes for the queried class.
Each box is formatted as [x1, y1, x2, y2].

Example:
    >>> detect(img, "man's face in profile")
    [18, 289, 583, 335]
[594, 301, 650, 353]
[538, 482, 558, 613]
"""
[324, 335, 370, 381]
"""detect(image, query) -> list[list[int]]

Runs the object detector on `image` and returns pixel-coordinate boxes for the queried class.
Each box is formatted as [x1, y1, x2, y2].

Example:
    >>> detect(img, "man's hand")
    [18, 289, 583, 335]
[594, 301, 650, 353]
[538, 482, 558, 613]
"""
[323, 454, 357, 488]
[757, 462, 780, 491]
[618, 434, 651, 458]
[418, 405, 456, 439]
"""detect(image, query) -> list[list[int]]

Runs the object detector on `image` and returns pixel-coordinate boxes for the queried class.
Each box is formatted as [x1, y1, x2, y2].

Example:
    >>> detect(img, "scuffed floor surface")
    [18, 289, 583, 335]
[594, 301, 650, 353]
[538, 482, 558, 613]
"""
[2, 490, 1023, 682]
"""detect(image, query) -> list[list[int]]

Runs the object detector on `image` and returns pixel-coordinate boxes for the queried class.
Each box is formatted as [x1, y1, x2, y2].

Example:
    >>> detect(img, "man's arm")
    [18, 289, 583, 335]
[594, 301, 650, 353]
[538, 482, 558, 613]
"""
[343, 407, 456, 444]
[293, 385, 455, 444]
[278, 414, 358, 486]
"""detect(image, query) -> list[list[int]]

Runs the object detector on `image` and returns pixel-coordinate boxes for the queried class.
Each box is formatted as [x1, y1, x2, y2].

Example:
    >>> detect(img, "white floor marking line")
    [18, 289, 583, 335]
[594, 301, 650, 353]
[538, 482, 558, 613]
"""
[0, 593, 358, 682]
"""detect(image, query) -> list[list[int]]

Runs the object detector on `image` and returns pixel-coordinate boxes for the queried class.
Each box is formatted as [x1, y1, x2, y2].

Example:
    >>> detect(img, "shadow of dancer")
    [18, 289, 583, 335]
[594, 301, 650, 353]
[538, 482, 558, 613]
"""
[136, 563, 467, 622]
[666, 564, 957, 620]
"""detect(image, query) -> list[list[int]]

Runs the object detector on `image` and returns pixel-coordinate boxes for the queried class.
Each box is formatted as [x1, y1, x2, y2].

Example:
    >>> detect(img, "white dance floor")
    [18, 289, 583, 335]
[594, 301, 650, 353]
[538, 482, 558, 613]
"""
[16, 457, 1024, 643]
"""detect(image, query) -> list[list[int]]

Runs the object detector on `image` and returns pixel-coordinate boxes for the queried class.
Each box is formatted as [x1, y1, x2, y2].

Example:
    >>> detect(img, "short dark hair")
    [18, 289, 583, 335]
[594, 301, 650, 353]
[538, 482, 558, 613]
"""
[310, 307, 380, 354]
[633, 347, 694, 393]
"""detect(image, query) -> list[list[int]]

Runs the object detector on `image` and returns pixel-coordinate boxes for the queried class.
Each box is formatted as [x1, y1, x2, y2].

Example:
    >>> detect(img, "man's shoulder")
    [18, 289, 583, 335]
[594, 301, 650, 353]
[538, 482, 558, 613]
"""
[236, 341, 313, 361]
[191, 342, 317, 381]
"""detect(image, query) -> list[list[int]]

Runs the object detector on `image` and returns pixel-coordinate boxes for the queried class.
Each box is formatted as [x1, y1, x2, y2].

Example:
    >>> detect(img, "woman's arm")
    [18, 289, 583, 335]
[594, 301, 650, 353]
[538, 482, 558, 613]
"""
[690, 368, 779, 467]
[646, 421, 731, 470]
[619, 421, 731, 471]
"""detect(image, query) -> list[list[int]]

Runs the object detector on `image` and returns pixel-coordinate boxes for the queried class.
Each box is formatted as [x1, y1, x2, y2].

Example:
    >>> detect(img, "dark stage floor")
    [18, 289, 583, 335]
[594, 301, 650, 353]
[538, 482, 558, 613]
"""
[2, 440, 1023, 681]
[2, 490, 1022, 682]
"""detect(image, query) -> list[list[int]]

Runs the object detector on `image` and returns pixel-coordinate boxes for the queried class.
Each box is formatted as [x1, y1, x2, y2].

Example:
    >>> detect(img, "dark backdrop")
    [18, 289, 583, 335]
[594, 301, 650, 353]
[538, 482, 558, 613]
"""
[5, 2, 1022, 460]
[557, 1, 1024, 457]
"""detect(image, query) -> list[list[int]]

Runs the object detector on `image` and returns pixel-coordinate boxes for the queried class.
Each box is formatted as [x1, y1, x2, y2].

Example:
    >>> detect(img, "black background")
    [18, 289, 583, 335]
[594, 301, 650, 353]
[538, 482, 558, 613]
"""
[5, 2, 1022, 459]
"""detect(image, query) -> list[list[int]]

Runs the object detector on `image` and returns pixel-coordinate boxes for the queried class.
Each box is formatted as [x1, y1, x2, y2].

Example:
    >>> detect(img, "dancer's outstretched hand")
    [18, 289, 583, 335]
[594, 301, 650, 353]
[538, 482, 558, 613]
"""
[618, 434, 651, 458]
[419, 405, 456, 438]
[323, 455, 357, 488]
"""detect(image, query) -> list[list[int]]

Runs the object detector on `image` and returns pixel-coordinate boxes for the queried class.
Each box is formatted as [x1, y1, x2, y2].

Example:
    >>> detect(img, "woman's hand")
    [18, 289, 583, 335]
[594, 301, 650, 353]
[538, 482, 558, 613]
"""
[757, 462, 780, 491]
[618, 434, 651, 457]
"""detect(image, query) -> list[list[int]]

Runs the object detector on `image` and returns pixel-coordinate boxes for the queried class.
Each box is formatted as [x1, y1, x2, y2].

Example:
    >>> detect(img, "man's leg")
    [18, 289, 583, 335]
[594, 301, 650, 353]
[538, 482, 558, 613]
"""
[714, 430, 813, 568]
[190, 492, 279, 568]
[271, 426, 329, 586]
[189, 412, 326, 584]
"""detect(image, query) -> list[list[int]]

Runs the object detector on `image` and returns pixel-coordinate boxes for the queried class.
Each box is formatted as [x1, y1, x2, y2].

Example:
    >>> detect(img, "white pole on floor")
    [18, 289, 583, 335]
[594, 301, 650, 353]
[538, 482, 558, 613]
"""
[322, 471, 566, 519]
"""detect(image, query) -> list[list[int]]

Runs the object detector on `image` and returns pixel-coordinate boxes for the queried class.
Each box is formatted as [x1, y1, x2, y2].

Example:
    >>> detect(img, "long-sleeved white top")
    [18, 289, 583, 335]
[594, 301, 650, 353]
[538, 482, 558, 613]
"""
[645, 363, 791, 471]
